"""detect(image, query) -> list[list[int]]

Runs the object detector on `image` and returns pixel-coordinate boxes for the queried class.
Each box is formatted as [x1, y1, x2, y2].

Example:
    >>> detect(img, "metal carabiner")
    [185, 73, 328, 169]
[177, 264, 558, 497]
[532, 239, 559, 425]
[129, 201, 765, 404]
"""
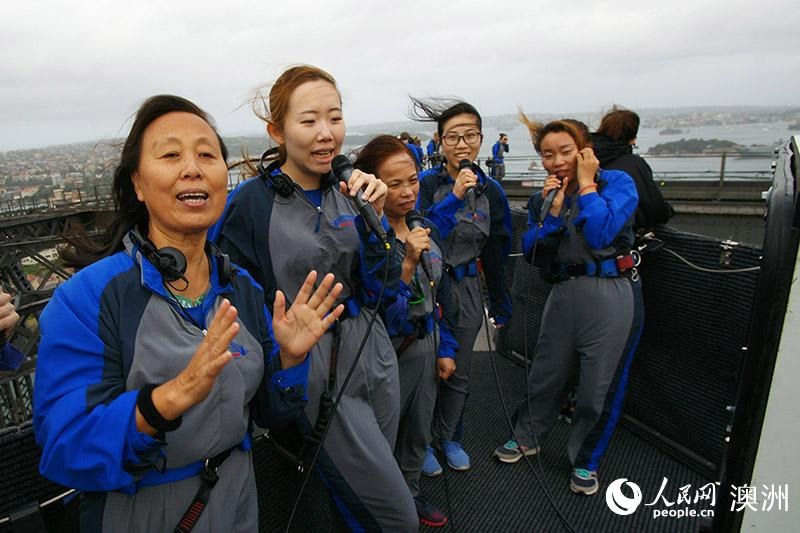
[631, 250, 642, 267]
[630, 267, 640, 283]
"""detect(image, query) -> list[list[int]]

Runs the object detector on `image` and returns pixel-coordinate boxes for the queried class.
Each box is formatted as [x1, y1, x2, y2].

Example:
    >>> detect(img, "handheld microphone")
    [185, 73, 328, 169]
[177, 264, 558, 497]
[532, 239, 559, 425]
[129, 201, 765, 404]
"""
[538, 177, 562, 224]
[331, 155, 389, 247]
[459, 159, 476, 212]
[405, 209, 435, 287]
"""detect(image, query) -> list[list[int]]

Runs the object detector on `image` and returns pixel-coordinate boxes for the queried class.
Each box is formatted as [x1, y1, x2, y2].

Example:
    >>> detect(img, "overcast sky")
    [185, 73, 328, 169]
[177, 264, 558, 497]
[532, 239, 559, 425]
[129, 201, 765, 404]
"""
[1, 0, 798, 151]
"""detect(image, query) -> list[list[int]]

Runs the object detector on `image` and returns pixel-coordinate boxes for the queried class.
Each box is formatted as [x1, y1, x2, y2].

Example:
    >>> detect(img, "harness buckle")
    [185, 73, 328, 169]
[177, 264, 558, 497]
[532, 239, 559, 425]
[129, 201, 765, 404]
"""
[201, 459, 220, 485]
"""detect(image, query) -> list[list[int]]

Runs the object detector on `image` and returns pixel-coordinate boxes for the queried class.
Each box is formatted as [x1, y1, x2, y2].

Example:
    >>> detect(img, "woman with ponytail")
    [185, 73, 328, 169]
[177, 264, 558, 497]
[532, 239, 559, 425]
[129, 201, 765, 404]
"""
[213, 66, 417, 531]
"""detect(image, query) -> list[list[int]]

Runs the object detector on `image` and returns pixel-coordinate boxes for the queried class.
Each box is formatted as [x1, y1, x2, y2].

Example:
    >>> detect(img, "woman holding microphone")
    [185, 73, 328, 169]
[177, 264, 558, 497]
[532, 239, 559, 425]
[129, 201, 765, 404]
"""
[354, 134, 458, 528]
[493, 117, 642, 496]
[213, 66, 417, 531]
[410, 98, 513, 475]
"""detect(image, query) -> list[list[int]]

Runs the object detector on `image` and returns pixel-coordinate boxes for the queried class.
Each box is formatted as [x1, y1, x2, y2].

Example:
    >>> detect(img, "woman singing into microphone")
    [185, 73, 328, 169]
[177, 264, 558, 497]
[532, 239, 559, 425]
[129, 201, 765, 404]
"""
[354, 134, 458, 528]
[213, 66, 417, 531]
[493, 117, 642, 497]
[409, 98, 513, 475]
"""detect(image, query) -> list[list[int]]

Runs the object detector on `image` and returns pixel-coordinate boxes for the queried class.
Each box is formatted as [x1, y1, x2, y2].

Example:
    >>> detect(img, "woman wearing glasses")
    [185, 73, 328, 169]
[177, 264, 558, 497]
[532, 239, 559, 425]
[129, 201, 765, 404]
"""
[410, 99, 512, 475]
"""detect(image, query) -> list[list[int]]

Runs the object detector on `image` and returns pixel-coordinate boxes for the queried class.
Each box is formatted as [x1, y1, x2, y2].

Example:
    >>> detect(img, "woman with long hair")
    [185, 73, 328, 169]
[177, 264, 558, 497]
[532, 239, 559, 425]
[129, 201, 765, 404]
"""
[354, 134, 458, 528]
[213, 66, 418, 531]
[493, 116, 642, 497]
[33, 95, 342, 531]
[410, 98, 513, 474]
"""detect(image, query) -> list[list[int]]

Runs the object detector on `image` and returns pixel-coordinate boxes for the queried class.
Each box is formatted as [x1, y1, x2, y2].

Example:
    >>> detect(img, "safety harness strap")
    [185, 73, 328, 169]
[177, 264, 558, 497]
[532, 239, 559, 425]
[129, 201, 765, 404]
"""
[446, 260, 478, 281]
[172, 431, 253, 532]
[552, 253, 640, 283]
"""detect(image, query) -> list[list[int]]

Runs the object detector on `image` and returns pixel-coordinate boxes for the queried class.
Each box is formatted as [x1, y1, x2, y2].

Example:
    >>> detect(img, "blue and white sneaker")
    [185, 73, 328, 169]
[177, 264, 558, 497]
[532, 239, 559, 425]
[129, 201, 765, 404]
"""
[570, 468, 599, 495]
[422, 446, 443, 477]
[442, 440, 470, 471]
[493, 439, 540, 464]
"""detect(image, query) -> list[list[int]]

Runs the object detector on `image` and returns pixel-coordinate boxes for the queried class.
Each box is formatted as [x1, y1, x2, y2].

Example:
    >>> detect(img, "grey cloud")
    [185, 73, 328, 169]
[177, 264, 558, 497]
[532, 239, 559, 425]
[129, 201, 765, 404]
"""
[1, 0, 798, 150]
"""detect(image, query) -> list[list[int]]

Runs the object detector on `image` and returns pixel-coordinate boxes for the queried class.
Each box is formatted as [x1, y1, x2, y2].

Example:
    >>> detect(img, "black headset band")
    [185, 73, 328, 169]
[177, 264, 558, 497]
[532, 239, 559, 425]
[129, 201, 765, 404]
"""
[261, 155, 337, 197]
[128, 228, 235, 287]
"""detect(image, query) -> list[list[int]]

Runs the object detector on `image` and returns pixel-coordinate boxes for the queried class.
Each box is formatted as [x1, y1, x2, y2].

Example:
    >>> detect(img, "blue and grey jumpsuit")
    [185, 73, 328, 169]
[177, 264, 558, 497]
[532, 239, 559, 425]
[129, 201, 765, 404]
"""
[513, 168, 643, 472]
[382, 221, 458, 496]
[407, 142, 424, 170]
[34, 236, 305, 532]
[426, 139, 439, 169]
[491, 140, 508, 181]
[418, 163, 512, 444]
[213, 168, 418, 532]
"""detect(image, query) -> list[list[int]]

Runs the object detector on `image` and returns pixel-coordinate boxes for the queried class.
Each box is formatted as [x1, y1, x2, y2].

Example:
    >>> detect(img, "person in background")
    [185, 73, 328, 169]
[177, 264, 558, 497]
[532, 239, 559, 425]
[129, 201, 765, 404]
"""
[494, 116, 642, 497]
[400, 131, 423, 170]
[213, 65, 417, 531]
[410, 97, 513, 476]
[491, 133, 509, 181]
[0, 287, 25, 371]
[592, 106, 675, 232]
[412, 136, 425, 169]
[354, 134, 458, 528]
[426, 132, 440, 168]
[33, 95, 342, 531]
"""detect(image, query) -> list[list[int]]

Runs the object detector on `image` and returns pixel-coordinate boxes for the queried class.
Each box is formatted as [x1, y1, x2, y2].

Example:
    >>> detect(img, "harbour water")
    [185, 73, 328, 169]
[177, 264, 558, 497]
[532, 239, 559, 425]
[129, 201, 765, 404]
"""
[437, 121, 796, 178]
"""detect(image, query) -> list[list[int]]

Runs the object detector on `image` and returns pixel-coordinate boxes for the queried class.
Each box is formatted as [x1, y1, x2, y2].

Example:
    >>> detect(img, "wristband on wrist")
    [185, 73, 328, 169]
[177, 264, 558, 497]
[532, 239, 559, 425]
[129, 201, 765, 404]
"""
[579, 184, 598, 195]
[137, 384, 182, 432]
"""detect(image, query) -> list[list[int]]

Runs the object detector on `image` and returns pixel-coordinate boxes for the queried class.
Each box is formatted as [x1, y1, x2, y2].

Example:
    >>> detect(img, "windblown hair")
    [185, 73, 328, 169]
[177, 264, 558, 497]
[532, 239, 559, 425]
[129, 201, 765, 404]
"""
[408, 97, 482, 138]
[518, 109, 590, 154]
[62, 95, 227, 268]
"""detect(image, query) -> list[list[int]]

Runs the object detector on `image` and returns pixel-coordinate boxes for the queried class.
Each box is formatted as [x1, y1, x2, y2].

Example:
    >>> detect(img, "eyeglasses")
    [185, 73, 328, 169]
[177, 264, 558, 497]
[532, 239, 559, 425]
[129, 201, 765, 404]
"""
[441, 131, 483, 147]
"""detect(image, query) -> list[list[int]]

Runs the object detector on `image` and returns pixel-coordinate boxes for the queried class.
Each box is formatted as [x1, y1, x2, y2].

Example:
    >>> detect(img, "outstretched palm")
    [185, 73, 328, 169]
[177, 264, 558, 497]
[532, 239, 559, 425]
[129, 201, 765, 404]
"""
[272, 271, 344, 366]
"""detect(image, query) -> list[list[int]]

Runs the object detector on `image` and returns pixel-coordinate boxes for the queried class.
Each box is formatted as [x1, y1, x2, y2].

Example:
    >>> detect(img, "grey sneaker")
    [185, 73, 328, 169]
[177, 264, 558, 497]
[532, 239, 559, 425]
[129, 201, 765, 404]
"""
[493, 439, 540, 464]
[570, 468, 599, 495]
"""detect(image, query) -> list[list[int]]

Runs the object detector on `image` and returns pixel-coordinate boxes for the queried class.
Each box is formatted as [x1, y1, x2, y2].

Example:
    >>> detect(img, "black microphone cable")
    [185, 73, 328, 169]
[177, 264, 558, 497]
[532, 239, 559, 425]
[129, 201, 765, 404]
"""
[285, 230, 392, 533]
[423, 232, 458, 533]
[463, 182, 577, 533]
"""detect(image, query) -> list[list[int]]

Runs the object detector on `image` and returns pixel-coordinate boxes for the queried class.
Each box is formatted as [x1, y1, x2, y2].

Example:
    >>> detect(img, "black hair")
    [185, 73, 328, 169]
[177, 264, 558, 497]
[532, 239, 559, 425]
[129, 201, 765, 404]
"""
[62, 95, 228, 268]
[408, 97, 482, 138]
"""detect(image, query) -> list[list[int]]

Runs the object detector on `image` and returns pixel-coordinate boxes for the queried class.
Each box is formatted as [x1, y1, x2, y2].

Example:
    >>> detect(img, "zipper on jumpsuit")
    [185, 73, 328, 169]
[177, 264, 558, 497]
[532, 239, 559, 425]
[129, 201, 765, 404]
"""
[292, 183, 324, 233]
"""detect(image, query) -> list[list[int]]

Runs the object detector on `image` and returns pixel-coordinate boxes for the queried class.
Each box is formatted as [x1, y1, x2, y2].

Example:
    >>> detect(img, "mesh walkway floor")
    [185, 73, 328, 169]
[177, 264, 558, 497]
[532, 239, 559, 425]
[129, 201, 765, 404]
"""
[256, 352, 712, 532]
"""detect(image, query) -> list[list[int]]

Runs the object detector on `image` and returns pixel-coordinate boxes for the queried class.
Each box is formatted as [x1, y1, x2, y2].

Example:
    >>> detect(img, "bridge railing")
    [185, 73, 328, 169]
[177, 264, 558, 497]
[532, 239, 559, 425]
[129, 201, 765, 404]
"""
[0, 184, 114, 217]
[471, 150, 777, 182]
[0, 152, 776, 218]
